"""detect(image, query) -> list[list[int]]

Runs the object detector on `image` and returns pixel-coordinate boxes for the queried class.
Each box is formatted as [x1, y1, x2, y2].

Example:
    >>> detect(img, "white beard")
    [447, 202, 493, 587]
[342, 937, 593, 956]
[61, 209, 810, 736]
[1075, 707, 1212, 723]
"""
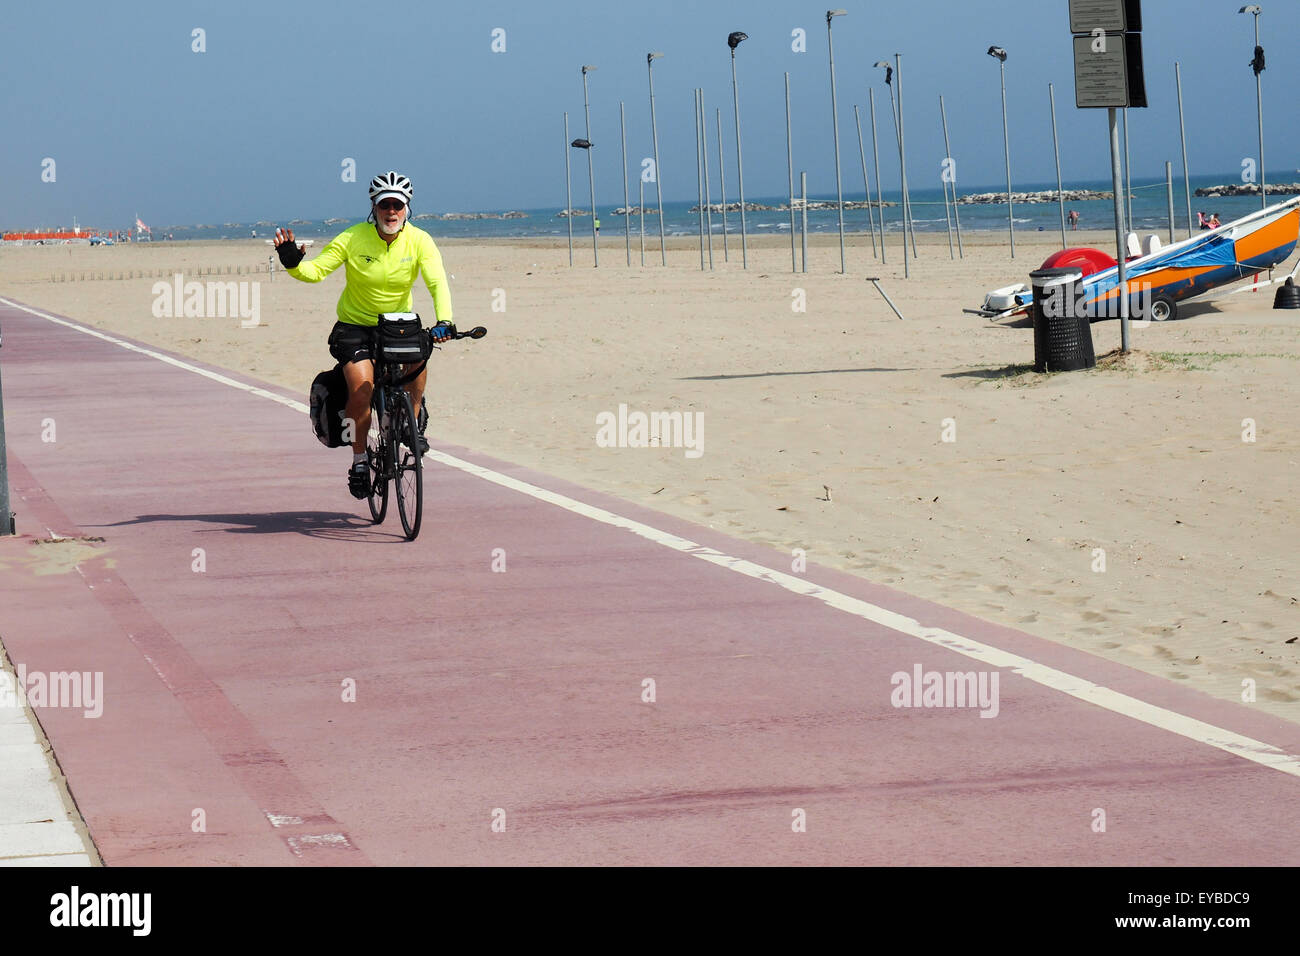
[377, 217, 404, 236]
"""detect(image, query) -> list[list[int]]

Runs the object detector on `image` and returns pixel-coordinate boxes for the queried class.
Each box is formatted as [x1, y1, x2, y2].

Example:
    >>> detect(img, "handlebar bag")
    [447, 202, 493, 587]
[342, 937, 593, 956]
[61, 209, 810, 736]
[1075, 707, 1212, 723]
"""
[376, 312, 427, 364]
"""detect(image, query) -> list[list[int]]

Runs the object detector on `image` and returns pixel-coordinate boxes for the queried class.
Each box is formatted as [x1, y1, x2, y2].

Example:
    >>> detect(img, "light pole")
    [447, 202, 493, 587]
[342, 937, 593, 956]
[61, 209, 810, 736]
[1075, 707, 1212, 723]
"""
[988, 45, 1014, 258]
[826, 9, 847, 273]
[570, 136, 593, 263]
[717, 108, 729, 261]
[940, 94, 963, 258]
[875, 61, 907, 278]
[1240, 5, 1266, 208]
[728, 30, 749, 268]
[869, 87, 887, 266]
[620, 100, 630, 266]
[581, 64, 599, 266]
[786, 73, 797, 272]
[564, 112, 573, 266]
[896, 53, 917, 261]
[646, 52, 666, 264]
[1176, 62, 1194, 238]
[853, 104, 878, 260]
[1049, 83, 1066, 249]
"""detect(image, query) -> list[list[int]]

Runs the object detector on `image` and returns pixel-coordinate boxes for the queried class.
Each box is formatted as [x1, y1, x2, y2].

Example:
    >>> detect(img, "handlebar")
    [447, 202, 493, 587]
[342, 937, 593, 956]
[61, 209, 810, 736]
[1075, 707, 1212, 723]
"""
[431, 324, 487, 342]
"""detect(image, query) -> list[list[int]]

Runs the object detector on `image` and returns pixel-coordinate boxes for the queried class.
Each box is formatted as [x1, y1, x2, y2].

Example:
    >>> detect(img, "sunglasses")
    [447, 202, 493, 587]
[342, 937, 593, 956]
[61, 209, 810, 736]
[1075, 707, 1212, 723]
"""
[376, 199, 406, 211]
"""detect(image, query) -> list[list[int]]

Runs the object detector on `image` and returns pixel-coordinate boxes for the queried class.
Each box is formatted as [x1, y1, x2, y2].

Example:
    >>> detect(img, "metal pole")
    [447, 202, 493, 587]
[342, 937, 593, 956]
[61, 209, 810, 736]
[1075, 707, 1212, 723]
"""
[1123, 107, 1133, 235]
[695, 88, 705, 270]
[887, 69, 908, 278]
[0, 354, 13, 535]
[620, 101, 631, 266]
[1253, 11, 1265, 209]
[731, 47, 748, 268]
[999, 58, 1015, 257]
[870, 88, 887, 266]
[897, 54, 917, 260]
[1176, 62, 1193, 239]
[940, 94, 963, 258]
[1050, 82, 1066, 249]
[717, 108, 729, 262]
[639, 178, 645, 266]
[786, 73, 797, 273]
[1165, 161, 1176, 245]
[647, 54, 667, 266]
[941, 160, 955, 260]
[1110, 108, 1130, 352]
[854, 104, 879, 259]
[564, 112, 573, 266]
[701, 91, 713, 269]
[800, 171, 809, 273]
[581, 66, 598, 267]
[828, 12, 846, 273]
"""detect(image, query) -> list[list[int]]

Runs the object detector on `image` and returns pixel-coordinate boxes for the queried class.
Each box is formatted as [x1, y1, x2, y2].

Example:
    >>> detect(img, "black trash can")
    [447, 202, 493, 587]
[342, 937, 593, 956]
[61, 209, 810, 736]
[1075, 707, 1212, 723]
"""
[1030, 268, 1096, 373]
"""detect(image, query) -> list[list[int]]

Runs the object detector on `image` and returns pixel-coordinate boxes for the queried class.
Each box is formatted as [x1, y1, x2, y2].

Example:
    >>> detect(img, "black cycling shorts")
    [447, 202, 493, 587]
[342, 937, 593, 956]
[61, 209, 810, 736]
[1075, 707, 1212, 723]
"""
[327, 321, 377, 365]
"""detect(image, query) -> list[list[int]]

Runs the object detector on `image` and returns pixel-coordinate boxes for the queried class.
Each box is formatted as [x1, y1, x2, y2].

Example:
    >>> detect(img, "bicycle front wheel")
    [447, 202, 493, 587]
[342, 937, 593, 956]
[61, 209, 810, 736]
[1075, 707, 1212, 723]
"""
[393, 390, 423, 540]
[366, 399, 389, 524]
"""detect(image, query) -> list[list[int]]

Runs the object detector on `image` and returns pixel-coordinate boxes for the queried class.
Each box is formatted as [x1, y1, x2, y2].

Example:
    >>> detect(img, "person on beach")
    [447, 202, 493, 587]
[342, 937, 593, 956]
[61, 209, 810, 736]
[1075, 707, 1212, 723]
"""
[1068, 209, 1080, 230]
[1198, 211, 1210, 230]
[273, 170, 453, 500]
[1209, 212, 1221, 229]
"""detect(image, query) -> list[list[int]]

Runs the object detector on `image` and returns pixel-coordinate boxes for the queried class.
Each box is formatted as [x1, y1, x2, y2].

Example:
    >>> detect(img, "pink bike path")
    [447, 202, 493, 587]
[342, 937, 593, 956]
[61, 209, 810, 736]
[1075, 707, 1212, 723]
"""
[1, 297, 1297, 866]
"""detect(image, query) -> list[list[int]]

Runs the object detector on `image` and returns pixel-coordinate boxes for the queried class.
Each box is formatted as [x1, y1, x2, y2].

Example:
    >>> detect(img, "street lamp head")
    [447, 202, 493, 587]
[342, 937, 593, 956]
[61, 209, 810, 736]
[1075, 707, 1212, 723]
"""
[827, 9, 847, 21]
[582, 65, 597, 74]
[1239, 5, 1261, 14]
[570, 139, 592, 149]
[987, 46, 1008, 62]
[728, 31, 748, 49]
[647, 52, 663, 63]
[873, 61, 893, 84]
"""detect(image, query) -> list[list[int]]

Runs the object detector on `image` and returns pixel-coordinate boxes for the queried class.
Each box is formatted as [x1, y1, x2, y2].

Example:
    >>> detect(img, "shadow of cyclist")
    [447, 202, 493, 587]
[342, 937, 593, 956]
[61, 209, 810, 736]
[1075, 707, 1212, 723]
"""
[92, 511, 390, 541]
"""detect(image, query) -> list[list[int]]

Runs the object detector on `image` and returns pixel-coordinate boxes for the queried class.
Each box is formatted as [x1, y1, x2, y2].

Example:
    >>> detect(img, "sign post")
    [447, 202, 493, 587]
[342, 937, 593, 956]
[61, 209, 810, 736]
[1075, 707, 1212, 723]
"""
[1070, 0, 1145, 353]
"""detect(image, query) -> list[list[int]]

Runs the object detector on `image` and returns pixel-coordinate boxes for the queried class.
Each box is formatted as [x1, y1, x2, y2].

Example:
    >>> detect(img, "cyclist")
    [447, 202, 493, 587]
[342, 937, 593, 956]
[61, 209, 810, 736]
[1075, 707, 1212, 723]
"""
[273, 171, 452, 499]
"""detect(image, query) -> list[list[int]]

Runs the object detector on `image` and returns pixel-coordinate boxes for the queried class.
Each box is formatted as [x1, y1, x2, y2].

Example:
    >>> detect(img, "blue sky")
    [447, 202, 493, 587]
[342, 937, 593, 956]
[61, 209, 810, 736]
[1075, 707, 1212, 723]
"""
[2, 0, 1293, 228]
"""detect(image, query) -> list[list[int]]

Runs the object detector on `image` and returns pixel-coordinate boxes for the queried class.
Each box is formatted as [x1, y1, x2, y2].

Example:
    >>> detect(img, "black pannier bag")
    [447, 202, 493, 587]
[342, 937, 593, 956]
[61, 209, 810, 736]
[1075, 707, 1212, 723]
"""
[310, 364, 350, 447]
[376, 311, 428, 364]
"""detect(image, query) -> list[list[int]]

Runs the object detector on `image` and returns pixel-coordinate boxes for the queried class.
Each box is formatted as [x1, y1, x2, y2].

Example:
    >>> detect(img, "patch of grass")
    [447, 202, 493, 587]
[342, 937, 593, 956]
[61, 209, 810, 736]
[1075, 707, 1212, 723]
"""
[1152, 350, 1300, 371]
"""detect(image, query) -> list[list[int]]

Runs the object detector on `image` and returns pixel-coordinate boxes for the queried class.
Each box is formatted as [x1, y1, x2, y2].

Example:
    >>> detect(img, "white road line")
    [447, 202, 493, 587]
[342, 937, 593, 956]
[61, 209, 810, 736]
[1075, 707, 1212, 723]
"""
[7, 296, 1300, 779]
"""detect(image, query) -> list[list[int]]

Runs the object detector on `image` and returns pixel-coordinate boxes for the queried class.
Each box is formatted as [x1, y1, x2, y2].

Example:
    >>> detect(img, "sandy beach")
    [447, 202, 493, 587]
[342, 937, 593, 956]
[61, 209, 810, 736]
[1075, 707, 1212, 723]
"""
[3, 227, 1297, 724]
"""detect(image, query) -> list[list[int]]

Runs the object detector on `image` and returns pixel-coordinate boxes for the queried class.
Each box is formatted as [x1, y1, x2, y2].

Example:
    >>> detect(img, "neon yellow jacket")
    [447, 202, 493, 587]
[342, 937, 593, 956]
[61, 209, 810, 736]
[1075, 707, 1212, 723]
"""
[288, 222, 452, 326]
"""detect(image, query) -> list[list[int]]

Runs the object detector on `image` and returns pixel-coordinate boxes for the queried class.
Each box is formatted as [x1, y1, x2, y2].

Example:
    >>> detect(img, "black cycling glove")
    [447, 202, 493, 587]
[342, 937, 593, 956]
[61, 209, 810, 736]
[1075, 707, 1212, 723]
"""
[276, 238, 305, 269]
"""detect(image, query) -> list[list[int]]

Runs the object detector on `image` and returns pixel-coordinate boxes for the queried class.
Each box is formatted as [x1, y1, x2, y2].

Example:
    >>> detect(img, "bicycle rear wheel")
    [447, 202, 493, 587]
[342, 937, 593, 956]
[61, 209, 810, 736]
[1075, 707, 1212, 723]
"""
[366, 399, 389, 524]
[393, 390, 423, 540]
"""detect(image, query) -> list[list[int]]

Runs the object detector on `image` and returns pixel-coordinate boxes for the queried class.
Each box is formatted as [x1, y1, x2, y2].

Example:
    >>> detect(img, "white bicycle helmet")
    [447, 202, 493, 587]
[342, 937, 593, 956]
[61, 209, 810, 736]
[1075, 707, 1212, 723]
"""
[369, 170, 413, 205]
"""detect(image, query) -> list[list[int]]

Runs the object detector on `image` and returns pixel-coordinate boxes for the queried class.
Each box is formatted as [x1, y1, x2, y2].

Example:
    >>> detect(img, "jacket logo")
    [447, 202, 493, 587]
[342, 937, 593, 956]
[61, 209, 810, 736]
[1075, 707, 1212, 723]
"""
[358, 255, 377, 264]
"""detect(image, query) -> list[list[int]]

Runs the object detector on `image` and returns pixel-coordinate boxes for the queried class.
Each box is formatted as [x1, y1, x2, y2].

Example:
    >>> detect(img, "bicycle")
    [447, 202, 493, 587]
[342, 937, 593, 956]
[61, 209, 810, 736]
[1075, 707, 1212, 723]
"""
[364, 315, 487, 540]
